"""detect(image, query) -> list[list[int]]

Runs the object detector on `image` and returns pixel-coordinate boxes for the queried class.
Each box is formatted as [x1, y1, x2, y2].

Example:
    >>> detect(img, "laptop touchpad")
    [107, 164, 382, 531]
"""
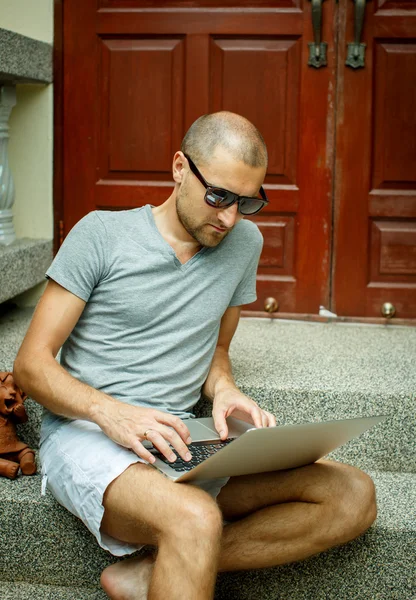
[185, 420, 220, 441]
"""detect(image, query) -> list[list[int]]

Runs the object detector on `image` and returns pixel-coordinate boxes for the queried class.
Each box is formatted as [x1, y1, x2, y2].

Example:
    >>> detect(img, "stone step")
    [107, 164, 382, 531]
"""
[15, 394, 414, 474]
[0, 28, 53, 85]
[0, 468, 414, 599]
[2, 306, 414, 472]
[0, 582, 106, 600]
[226, 318, 416, 474]
[0, 240, 52, 304]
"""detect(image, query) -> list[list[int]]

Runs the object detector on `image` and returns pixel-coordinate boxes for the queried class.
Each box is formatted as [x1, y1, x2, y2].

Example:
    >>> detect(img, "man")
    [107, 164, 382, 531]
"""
[14, 112, 376, 600]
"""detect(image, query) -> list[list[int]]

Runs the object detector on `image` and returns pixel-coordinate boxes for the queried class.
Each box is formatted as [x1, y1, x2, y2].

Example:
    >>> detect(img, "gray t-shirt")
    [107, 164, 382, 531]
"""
[40, 205, 263, 442]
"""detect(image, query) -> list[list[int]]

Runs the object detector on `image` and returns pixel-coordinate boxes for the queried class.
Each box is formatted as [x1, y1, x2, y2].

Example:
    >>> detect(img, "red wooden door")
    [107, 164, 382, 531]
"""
[332, 0, 416, 318]
[62, 0, 335, 315]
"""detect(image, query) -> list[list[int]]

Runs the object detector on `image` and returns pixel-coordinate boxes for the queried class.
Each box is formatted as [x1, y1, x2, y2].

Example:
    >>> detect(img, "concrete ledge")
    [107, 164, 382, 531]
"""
[0, 461, 133, 587]
[226, 319, 416, 473]
[0, 29, 52, 84]
[1, 307, 415, 471]
[0, 469, 414, 599]
[0, 308, 414, 597]
[0, 239, 52, 304]
[15, 394, 415, 472]
[0, 583, 107, 600]
[195, 390, 415, 473]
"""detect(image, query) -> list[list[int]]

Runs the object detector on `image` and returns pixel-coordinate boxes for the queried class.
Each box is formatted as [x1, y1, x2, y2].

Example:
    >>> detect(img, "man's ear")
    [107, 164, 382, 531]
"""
[172, 151, 187, 184]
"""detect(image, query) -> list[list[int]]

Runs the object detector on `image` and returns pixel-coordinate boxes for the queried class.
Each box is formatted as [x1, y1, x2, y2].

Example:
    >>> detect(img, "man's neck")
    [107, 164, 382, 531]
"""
[151, 197, 202, 259]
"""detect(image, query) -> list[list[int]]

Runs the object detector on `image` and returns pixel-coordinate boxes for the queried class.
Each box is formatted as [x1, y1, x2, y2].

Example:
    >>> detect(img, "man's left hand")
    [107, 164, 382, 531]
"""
[212, 387, 276, 440]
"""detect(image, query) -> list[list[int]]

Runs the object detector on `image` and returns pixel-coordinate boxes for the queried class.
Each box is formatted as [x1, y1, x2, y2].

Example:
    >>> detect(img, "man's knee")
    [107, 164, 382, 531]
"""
[167, 485, 224, 541]
[101, 465, 223, 548]
[347, 466, 377, 531]
[325, 464, 377, 545]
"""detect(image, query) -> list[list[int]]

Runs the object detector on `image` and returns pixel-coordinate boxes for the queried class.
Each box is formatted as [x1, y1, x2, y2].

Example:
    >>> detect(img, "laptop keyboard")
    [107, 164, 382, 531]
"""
[152, 439, 235, 472]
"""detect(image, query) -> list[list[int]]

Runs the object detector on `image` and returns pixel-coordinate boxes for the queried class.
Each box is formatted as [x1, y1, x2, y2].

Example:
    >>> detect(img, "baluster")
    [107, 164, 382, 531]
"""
[0, 86, 17, 245]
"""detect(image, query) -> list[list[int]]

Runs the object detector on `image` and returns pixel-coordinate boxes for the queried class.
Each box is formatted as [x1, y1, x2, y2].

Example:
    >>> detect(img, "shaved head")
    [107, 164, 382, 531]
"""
[181, 111, 268, 169]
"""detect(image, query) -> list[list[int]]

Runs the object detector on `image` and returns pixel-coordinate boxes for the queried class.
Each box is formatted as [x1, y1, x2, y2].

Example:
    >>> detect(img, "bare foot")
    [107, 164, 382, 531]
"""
[100, 554, 155, 600]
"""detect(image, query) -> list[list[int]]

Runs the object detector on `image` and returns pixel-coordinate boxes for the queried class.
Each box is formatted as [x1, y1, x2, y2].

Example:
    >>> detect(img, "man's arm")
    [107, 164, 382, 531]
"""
[13, 279, 192, 463]
[201, 306, 241, 401]
[202, 306, 276, 439]
[13, 279, 117, 423]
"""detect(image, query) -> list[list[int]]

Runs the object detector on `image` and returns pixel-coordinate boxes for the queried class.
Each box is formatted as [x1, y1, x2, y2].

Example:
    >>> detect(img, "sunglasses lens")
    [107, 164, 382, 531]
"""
[205, 186, 267, 215]
[238, 198, 266, 215]
[205, 188, 234, 208]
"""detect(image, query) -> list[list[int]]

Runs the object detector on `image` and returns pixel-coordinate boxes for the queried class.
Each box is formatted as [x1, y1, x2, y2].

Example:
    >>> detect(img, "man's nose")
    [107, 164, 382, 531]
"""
[217, 202, 239, 228]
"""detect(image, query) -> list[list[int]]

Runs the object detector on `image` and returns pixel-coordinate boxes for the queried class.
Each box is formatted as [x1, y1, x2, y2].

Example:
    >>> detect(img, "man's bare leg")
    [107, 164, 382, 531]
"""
[100, 460, 376, 598]
[100, 463, 223, 600]
[215, 460, 377, 571]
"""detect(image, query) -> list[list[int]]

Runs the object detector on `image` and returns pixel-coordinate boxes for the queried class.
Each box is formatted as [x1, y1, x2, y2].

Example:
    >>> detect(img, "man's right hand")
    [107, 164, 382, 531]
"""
[96, 402, 193, 465]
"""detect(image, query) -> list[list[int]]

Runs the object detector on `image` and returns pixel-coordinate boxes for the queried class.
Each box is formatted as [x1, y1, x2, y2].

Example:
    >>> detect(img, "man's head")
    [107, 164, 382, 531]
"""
[173, 112, 268, 248]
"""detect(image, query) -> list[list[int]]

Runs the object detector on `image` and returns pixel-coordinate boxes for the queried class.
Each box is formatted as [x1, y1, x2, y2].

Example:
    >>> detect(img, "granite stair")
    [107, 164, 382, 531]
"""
[0, 304, 415, 599]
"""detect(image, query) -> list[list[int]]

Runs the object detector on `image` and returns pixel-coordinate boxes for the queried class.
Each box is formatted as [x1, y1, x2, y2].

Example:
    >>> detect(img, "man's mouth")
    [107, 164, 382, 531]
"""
[210, 224, 227, 232]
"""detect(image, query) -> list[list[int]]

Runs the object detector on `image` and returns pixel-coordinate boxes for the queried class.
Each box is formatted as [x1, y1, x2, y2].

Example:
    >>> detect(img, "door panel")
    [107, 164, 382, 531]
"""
[333, 0, 416, 318]
[63, 0, 336, 315]
[98, 36, 185, 193]
[102, 38, 185, 173]
[209, 38, 300, 184]
[372, 42, 416, 190]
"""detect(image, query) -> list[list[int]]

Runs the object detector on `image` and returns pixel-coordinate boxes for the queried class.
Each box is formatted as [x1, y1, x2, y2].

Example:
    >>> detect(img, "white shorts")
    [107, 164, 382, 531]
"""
[39, 419, 230, 557]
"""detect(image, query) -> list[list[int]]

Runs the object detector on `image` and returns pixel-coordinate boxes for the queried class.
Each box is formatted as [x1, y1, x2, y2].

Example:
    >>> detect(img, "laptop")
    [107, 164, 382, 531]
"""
[144, 415, 386, 483]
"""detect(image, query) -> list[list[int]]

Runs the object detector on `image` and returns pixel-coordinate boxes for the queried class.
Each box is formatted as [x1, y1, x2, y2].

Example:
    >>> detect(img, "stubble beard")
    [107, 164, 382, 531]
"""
[176, 188, 230, 248]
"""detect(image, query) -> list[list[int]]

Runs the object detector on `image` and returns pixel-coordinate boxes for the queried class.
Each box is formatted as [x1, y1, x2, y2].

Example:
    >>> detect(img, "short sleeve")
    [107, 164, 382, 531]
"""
[228, 230, 263, 307]
[45, 211, 108, 302]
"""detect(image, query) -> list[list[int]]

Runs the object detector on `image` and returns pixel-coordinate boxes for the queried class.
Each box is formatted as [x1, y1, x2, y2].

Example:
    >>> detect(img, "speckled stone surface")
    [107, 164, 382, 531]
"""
[1, 307, 415, 472]
[0, 468, 414, 598]
[197, 318, 416, 473]
[0, 28, 52, 84]
[0, 454, 139, 587]
[0, 239, 52, 304]
[215, 536, 415, 600]
[0, 582, 107, 600]
[229, 318, 416, 399]
[0, 307, 415, 597]
[0, 305, 33, 370]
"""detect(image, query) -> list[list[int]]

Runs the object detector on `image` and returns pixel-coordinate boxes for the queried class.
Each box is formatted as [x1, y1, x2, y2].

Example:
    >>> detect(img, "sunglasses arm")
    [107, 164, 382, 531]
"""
[260, 187, 269, 203]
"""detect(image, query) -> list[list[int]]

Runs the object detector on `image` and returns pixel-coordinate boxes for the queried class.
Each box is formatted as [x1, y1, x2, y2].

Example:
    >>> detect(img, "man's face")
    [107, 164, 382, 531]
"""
[175, 146, 266, 248]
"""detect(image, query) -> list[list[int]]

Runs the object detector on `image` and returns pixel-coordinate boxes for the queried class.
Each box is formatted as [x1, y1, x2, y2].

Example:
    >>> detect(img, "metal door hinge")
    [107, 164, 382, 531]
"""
[308, 0, 328, 69]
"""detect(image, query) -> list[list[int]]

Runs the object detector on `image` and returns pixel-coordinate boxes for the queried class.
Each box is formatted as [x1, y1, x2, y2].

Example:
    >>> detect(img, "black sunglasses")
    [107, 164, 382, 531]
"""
[184, 154, 269, 216]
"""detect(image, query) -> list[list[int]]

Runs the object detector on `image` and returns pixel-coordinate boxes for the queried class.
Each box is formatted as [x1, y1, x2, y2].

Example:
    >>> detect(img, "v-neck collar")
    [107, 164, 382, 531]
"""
[144, 204, 211, 271]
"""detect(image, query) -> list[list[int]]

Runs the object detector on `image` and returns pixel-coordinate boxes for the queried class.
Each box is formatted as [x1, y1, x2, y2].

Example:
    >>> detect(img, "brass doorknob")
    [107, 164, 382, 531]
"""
[381, 302, 396, 318]
[264, 297, 279, 313]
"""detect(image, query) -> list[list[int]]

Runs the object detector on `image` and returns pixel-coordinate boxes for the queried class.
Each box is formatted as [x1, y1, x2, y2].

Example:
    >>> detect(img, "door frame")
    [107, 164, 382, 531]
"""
[53, 0, 64, 256]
